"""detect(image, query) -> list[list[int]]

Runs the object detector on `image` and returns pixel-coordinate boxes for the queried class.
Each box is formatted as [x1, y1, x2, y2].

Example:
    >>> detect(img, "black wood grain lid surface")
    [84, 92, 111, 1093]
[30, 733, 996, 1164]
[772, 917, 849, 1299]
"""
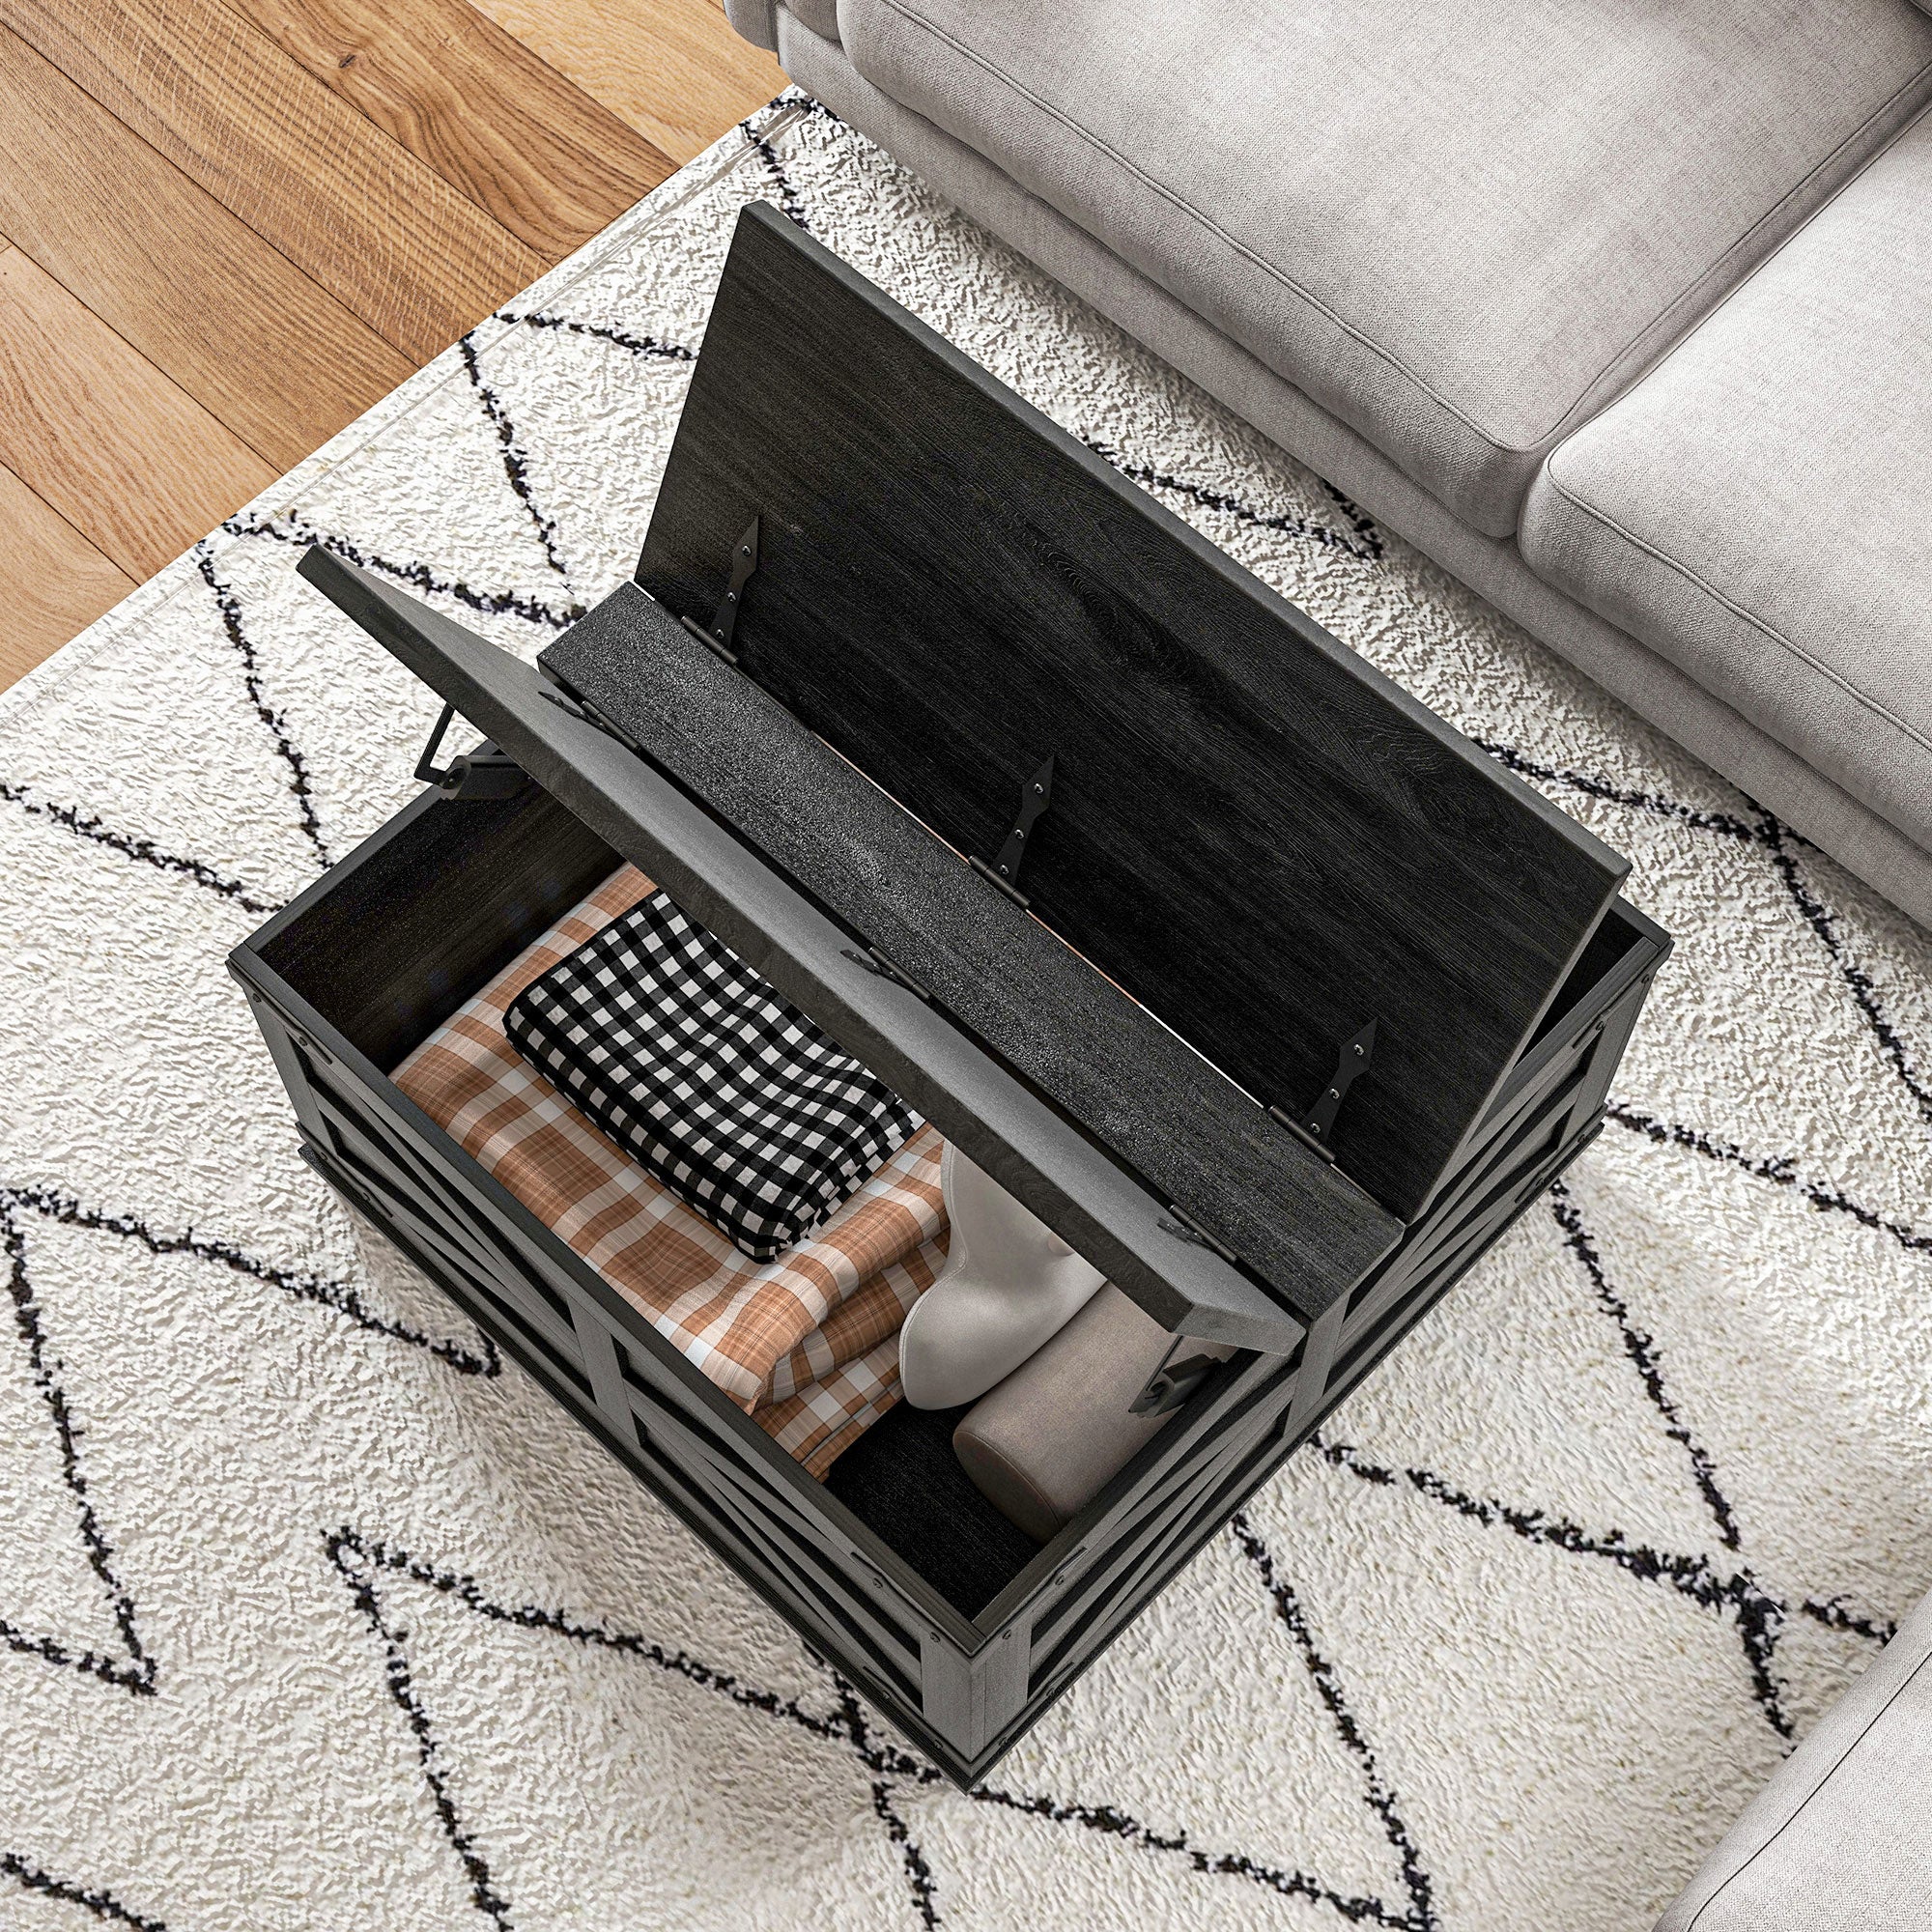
[633, 204, 1629, 1221]
[544, 582, 1397, 1315]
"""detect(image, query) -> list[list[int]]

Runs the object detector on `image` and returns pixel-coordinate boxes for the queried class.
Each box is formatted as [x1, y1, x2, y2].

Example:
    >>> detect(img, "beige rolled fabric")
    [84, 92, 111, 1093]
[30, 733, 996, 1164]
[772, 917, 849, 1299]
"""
[952, 1285, 1233, 1541]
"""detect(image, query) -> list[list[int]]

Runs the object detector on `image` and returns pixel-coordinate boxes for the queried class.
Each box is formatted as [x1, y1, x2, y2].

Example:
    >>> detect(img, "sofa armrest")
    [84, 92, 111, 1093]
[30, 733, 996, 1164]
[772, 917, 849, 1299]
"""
[724, 0, 780, 52]
[1656, 1587, 1932, 1928]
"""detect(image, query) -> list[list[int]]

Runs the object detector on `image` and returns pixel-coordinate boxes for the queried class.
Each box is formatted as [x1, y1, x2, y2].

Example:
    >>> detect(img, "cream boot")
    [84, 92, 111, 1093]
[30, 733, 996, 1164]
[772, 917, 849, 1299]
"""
[898, 1143, 1106, 1409]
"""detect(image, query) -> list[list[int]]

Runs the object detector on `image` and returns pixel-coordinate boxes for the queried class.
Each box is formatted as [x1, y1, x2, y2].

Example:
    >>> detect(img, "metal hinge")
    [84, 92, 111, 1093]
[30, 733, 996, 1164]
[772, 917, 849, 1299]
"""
[414, 701, 527, 802]
[1157, 1203, 1240, 1266]
[1268, 1018, 1378, 1162]
[676, 517, 760, 665]
[840, 944, 930, 1002]
[970, 753, 1056, 909]
[538, 678, 640, 753]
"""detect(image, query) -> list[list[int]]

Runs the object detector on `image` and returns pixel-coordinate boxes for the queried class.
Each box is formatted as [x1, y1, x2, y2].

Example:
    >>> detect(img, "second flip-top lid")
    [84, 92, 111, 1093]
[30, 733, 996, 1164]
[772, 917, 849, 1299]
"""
[630, 203, 1630, 1223]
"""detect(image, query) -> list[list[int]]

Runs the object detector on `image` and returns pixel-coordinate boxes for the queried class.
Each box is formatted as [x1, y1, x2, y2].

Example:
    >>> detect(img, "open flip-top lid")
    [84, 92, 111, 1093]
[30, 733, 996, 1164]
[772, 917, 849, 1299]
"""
[627, 204, 1629, 1224]
[302, 550, 1380, 1353]
[299, 203, 1627, 1355]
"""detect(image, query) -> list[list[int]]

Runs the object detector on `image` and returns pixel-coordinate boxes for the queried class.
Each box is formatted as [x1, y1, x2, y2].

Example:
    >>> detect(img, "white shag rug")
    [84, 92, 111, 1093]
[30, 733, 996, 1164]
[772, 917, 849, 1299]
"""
[2, 97, 1928, 1932]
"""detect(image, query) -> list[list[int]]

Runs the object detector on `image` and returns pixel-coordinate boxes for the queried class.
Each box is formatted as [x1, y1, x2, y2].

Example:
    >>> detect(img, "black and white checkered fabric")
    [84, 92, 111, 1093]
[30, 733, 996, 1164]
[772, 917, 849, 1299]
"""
[504, 891, 918, 1262]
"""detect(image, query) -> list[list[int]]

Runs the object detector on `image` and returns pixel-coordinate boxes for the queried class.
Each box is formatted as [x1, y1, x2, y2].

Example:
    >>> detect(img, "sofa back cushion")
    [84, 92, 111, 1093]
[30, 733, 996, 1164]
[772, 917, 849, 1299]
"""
[838, 0, 1932, 535]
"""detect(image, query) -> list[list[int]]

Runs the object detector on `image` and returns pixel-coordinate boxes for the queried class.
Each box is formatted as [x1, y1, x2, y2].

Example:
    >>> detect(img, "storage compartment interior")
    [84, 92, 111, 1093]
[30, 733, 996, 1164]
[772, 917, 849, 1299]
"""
[255, 762, 1651, 1630]
[258, 776, 1142, 1616]
[260, 775, 620, 1069]
[824, 1400, 1043, 1617]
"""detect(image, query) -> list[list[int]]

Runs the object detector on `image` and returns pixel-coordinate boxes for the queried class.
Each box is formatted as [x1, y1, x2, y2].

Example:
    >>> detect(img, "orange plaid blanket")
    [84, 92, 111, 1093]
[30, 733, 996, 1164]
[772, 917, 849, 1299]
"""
[393, 865, 947, 1475]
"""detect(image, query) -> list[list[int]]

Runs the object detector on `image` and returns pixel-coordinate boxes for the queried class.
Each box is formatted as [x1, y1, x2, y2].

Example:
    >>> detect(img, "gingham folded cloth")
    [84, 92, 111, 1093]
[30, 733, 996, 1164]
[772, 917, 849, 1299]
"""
[505, 889, 917, 1262]
[393, 865, 947, 1476]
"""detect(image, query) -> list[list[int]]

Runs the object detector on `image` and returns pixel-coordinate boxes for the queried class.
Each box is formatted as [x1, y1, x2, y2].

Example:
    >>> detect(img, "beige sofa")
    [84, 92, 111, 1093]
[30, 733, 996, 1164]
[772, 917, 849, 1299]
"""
[724, 0, 1932, 929]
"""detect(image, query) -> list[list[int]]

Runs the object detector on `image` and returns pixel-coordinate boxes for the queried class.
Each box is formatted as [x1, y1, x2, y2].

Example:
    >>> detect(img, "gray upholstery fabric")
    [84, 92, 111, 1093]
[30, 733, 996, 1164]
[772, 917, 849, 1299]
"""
[1523, 109, 1932, 857]
[778, 15, 1932, 928]
[787, 0, 840, 43]
[834, 0, 1932, 537]
[1654, 1587, 1932, 1929]
[723, 0, 779, 52]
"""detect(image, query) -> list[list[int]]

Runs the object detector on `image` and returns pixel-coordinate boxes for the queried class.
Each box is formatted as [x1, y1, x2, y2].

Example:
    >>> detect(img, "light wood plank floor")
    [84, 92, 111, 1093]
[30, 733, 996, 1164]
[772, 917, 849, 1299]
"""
[0, 0, 784, 694]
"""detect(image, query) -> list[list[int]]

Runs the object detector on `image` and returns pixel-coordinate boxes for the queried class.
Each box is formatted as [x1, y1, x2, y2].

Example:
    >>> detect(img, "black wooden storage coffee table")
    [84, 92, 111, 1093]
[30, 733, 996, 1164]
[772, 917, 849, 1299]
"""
[230, 204, 1668, 1787]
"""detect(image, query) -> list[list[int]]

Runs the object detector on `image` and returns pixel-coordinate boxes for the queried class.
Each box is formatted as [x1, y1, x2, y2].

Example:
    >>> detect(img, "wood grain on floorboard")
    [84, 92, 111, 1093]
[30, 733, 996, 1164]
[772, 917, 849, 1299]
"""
[0, 245, 276, 579]
[229, 0, 677, 259]
[467, 0, 786, 162]
[0, 0, 785, 696]
[0, 24, 414, 470]
[1, 0, 545, 362]
[0, 461, 135, 690]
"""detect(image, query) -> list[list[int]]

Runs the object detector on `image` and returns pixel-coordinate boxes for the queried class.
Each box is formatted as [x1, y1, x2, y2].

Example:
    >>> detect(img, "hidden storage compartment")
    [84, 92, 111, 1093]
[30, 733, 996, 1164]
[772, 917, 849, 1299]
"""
[242, 740, 1658, 1780]
[254, 769, 1179, 1620]
[235, 196, 1669, 1785]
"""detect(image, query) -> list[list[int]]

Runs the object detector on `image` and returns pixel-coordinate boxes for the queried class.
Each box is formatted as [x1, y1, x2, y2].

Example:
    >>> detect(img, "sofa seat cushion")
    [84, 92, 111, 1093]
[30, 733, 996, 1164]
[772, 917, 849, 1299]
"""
[837, 0, 1932, 537]
[1522, 109, 1932, 857]
[1655, 1586, 1932, 1928]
